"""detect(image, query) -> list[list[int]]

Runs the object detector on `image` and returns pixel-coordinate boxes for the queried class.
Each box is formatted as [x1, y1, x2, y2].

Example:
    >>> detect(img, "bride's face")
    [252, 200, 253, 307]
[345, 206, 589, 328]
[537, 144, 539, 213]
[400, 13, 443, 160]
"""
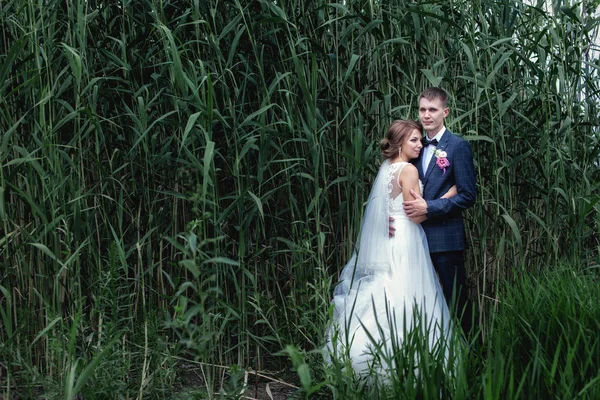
[401, 129, 423, 160]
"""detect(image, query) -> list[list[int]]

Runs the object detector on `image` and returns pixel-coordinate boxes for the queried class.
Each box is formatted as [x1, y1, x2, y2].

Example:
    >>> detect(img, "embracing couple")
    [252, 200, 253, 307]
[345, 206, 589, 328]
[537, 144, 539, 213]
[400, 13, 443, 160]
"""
[327, 87, 476, 373]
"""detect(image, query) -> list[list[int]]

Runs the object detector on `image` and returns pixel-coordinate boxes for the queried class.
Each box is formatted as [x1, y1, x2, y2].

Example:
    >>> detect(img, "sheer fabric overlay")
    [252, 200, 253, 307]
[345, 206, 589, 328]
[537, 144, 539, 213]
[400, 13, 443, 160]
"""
[326, 160, 451, 374]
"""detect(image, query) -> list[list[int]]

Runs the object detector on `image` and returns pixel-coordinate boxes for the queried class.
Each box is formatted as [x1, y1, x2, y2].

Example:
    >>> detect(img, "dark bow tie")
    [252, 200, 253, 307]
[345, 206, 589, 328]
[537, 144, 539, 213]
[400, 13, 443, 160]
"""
[422, 138, 438, 147]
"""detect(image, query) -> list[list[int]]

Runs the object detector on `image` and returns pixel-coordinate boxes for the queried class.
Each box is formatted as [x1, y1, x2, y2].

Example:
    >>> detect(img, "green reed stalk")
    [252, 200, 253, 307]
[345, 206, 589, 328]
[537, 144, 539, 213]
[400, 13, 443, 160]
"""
[0, 0, 598, 397]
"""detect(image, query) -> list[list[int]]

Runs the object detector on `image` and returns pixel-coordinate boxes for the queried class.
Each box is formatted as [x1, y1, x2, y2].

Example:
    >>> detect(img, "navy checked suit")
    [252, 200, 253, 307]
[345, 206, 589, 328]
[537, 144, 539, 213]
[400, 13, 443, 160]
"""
[412, 129, 476, 332]
[416, 130, 476, 252]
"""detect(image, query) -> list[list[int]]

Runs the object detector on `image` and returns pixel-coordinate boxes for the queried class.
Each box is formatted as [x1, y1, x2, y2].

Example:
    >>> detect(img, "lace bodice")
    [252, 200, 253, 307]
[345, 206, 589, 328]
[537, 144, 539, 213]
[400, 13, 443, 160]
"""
[389, 194, 405, 214]
[387, 162, 422, 215]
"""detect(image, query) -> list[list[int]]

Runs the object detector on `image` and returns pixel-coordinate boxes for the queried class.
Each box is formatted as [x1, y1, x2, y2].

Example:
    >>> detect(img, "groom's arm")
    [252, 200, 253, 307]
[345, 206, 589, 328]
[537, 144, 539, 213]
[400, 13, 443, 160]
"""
[425, 140, 476, 220]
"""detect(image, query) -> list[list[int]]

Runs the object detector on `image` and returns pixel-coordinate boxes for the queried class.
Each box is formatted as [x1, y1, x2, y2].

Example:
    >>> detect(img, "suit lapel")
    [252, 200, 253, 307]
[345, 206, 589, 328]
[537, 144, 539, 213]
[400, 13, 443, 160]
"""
[423, 130, 451, 185]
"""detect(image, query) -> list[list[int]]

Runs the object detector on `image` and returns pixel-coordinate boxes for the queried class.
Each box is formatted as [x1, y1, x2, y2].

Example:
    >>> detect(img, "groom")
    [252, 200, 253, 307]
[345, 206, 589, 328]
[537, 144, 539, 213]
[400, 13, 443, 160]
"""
[403, 87, 477, 334]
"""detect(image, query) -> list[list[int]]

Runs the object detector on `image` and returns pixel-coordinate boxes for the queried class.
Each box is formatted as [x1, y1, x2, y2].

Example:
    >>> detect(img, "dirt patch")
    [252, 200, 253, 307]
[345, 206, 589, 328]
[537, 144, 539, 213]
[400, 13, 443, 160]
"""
[175, 362, 300, 399]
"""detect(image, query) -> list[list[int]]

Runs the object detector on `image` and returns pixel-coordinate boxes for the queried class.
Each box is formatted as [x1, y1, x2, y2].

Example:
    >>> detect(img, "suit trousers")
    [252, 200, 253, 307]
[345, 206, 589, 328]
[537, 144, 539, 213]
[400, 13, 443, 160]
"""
[430, 250, 473, 335]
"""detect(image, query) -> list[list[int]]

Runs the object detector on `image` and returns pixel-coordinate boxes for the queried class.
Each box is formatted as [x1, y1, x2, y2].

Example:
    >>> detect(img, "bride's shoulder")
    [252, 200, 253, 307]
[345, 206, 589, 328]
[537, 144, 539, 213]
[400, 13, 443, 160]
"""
[399, 162, 418, 176]
[388, 161, 417, 175]
[388, 160, 413, 169]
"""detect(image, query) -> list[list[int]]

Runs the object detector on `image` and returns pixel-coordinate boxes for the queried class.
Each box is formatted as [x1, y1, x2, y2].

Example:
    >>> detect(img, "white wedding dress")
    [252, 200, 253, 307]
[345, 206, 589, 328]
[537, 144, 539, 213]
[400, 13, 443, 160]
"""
[326, 161, 451, 374]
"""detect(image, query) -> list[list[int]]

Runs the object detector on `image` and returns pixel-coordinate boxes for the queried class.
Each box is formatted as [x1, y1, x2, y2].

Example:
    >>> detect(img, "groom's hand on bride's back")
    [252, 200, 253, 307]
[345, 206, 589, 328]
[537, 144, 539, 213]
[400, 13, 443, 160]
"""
[389, 216, 395, 237]
[403, 190, 428, 218]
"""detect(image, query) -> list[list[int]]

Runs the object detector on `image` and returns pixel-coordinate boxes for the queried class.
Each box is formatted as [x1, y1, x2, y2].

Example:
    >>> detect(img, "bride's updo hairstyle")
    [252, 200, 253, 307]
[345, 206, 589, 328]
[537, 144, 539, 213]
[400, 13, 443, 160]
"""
[380, 120, 422, 159]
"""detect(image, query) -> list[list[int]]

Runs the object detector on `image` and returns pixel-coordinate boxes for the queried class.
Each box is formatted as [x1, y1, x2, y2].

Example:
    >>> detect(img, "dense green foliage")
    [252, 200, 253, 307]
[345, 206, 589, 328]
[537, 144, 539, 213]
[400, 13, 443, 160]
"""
[0, 0, 599, 398]
[302, 267, 600, 399]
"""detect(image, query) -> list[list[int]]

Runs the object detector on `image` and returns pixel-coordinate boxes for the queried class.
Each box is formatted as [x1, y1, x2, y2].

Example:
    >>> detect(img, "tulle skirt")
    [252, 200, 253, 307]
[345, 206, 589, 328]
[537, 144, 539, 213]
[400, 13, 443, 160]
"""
[326, 214, 451, 374]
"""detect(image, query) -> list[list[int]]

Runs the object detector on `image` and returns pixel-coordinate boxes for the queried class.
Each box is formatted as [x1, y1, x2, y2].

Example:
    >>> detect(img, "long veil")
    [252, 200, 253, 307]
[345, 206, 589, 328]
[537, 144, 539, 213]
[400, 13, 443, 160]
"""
[333, 158, 392, 298]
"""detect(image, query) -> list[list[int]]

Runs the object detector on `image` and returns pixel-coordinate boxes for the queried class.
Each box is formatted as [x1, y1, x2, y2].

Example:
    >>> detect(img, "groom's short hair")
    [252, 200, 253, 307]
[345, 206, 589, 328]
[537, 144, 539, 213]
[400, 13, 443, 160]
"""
[419, 87, 449, 108]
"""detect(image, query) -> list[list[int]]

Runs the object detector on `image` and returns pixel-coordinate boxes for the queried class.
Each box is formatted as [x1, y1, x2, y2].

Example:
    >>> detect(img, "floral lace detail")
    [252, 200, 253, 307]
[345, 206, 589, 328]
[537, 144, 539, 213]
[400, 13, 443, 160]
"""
[387, 162, 406, 215]
[386, 162, 424, 215]
[386, 162, 403, 195]
[351, 262, 392, 276]
[389, 196, 404, 214]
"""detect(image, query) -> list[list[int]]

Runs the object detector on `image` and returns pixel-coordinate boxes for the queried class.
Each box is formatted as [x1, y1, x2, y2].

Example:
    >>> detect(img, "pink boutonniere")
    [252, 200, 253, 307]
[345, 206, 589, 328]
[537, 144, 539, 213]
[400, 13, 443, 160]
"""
[434, 149, 450, 175]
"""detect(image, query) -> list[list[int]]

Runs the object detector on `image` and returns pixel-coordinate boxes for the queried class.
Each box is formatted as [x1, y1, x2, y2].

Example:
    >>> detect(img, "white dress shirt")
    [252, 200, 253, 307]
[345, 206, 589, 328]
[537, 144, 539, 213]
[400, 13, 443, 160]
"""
[422, 127, 446, 173]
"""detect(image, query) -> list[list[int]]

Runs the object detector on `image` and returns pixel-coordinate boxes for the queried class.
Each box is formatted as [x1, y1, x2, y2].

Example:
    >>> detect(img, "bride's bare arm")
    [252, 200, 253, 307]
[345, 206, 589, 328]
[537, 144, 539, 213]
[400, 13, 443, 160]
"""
[441, 185, 457, 199]
[400, 164, 427, 224]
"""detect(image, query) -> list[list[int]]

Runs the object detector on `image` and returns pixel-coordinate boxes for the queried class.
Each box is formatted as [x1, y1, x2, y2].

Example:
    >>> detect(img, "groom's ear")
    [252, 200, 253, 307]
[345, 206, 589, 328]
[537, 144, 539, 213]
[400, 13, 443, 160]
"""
[443, 107, 449, 118]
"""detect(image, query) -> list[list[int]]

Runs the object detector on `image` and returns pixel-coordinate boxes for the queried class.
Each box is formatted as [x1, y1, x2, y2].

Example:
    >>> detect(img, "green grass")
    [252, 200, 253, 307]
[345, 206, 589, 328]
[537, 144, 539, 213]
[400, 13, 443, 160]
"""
[0, 0, 599, 398]
[292, 266, 600, 399]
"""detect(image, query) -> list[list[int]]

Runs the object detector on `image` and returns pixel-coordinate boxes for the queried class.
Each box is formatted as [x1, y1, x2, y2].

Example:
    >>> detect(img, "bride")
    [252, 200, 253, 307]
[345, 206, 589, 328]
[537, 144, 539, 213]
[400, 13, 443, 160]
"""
[326, 120, 456, 374]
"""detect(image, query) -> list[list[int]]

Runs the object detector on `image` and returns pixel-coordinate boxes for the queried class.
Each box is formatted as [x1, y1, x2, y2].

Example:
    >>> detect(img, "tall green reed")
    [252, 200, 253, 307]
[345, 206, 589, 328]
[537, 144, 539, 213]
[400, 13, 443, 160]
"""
[0, 0, 598, 396]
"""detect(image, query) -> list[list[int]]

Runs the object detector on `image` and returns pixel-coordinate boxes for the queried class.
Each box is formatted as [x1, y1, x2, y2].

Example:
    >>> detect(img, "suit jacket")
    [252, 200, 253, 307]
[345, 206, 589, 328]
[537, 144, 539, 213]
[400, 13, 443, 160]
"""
[412, 129, 476, 253]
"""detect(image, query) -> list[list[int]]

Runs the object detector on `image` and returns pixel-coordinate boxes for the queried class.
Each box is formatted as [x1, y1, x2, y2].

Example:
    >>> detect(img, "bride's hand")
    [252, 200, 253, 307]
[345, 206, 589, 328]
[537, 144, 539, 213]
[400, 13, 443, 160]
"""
[389, 216, 395, 237]
[441, 185, 457, 199]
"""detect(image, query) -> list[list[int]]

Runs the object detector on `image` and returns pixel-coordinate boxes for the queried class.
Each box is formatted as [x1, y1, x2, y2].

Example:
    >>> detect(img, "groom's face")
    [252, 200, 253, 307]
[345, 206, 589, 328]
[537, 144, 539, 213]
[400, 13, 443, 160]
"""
[419, 97, 449, 136]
